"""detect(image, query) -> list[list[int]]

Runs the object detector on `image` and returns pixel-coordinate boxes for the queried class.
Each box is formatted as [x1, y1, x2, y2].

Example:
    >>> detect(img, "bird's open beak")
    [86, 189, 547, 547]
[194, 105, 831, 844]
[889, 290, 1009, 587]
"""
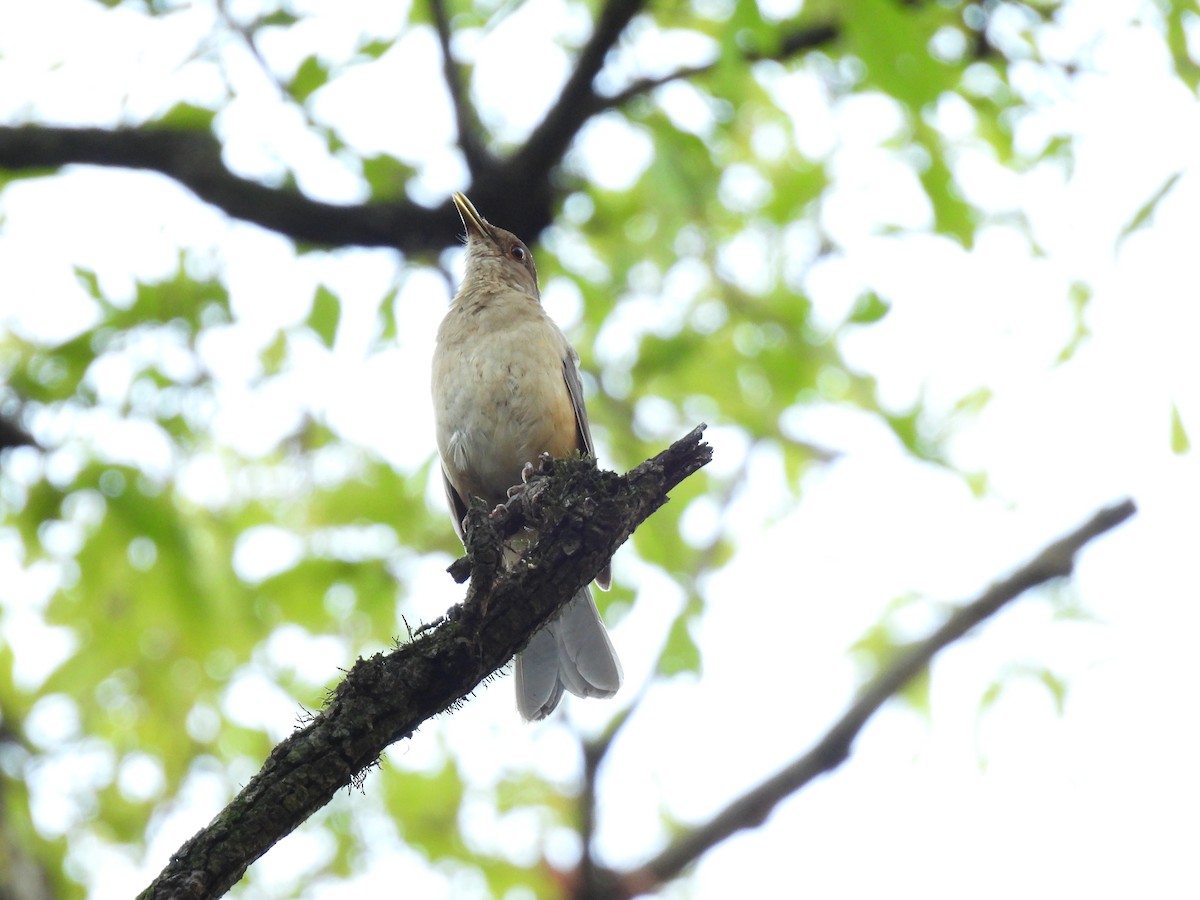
[452, 192, 490, 241]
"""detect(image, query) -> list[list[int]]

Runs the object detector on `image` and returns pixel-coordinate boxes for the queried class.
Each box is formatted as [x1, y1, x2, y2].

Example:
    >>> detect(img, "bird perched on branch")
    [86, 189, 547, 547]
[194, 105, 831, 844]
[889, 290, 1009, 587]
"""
[432, 192, 622, 720]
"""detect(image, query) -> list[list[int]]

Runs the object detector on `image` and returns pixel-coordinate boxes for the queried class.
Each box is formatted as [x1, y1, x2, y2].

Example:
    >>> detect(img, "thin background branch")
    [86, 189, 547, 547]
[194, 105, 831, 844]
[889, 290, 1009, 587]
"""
[430, 0, 493, 178]
[508, 0, 649, 187]
[582, 498, 1137, 898]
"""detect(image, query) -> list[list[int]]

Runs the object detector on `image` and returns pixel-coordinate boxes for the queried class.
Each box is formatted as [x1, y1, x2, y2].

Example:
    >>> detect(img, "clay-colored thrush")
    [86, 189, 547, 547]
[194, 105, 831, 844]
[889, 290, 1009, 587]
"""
[432, 192, 622, 720]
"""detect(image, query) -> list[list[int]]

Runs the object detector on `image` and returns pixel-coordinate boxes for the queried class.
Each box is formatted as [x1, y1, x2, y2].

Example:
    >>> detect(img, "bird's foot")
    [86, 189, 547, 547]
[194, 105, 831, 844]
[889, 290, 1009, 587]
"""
[505, 462, 535, 498]
[505, 454, 553, 499]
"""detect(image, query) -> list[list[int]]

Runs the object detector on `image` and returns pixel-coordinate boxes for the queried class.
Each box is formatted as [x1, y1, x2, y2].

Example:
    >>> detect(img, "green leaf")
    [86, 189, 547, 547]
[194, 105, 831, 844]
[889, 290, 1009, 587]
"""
[261, 330, 288, 375]
[358, 39, 393, 60]
[361, 155, 415, 201]
[288, 56, 330, 104]
[1170, 401, 1190, 454]
[494, 770, 557, 813]
[375, 288, 399, 344]
[962, 469, 989, 498]
[847, 292, 891, 325]
[1037, 134, 1074, 168]
[308, 286, 341, 348]
[151, 102, 216, 132]
[951, 387, 993, 419]
[843, 0, 960, 110]
[898, 665, 932, 721]
[1165, 2, 1200, 91]
[258, 11, 300, 28]
[74, 266, 103, 300]
[916, 122, 976, 246]
[127, 262, 229, 331]
[1036, 667, 1067, 716]
[657, 608, 700, 676]
[384, 760, 466, 859]
[1117, 172, 1182, 249]
[848, 619, 899, 674]
[978, 679, 1003, 716]
[978, 664, 1070, 724]
[1056, 281, 1092, 364]
[883, 409, 921, 457]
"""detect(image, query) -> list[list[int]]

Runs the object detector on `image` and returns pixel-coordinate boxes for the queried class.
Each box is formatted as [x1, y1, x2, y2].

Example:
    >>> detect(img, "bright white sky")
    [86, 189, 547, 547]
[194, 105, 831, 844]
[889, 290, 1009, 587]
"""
[1, 0, 1198, 898]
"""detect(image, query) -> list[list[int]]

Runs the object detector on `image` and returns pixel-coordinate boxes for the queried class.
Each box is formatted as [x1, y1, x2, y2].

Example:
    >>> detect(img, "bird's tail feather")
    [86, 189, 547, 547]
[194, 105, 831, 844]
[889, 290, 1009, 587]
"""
[515, 586, 622, 721]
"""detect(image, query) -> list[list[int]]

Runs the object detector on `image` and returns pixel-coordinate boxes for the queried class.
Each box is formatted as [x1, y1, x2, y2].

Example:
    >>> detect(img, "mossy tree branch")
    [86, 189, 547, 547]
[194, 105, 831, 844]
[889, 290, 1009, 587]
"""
[137, 425, 712, 900]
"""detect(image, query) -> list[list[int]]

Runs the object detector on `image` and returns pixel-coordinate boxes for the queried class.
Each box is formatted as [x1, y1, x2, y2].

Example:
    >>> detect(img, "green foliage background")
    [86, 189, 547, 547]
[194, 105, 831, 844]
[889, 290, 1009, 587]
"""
[0, 0, 1194, 896]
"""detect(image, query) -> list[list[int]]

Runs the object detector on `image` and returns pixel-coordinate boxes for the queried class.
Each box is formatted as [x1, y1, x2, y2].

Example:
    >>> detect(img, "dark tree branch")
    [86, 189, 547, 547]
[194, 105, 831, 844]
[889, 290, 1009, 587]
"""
[575, 699, 638, 897]
[578, 727, 607, 896]
[137, 426, 712, 900]
[429, 0, 494, 179]
[508, 0, 647, 186]
[0, 708, 56, 900]
[0, 5, 1011, 252]
[215, 0, 288, 101]
[0, 126, 458, 252]
[0, 0, 655, 252]
[594, 21, 840, 114]
[448, 0, 652, 240]
[0, 13, 842, 251]
[0, 410, 34, 452]
[592, 498, 1137, 897]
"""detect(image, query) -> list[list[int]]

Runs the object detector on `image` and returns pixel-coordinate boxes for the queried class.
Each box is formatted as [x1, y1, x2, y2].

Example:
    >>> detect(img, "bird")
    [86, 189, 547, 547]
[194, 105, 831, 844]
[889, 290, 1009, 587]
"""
[432, 191, 623, 720]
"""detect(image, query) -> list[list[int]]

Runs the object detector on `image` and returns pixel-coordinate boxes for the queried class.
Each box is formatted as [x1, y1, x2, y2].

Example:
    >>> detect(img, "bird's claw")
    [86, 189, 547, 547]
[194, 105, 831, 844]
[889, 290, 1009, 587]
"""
[505, 459, 540, 498]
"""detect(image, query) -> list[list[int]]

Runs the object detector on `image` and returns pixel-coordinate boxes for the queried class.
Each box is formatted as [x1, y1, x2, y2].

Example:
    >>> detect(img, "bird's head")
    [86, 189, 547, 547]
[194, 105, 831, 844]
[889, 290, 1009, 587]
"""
[453, 192, 540, 300]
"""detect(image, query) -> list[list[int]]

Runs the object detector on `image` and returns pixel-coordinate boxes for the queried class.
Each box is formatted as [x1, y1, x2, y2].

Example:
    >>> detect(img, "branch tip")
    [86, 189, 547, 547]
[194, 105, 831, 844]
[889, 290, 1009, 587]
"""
[628, 496, 1136, 888]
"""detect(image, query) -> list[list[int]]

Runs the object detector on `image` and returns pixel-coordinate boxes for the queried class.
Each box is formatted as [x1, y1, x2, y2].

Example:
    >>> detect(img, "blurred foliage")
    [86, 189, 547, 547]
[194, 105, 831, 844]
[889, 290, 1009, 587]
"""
[974, 662, 1070, 770]
[0, 0, 1190, 897]
[1170, 401, 1191, 454]
[1116, 170, 1183, 248]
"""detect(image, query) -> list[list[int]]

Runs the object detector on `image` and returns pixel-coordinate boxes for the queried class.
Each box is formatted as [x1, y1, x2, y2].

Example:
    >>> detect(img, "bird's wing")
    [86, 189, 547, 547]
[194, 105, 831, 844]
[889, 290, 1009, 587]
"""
[560, 347, 612, 590]
[442, 465, 469, 543]
[561, 346, 595, 458]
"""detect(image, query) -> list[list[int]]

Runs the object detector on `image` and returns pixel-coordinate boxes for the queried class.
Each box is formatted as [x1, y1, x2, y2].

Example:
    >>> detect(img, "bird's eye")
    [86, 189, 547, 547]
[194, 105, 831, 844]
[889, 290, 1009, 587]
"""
[511, 245, 526, 261]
